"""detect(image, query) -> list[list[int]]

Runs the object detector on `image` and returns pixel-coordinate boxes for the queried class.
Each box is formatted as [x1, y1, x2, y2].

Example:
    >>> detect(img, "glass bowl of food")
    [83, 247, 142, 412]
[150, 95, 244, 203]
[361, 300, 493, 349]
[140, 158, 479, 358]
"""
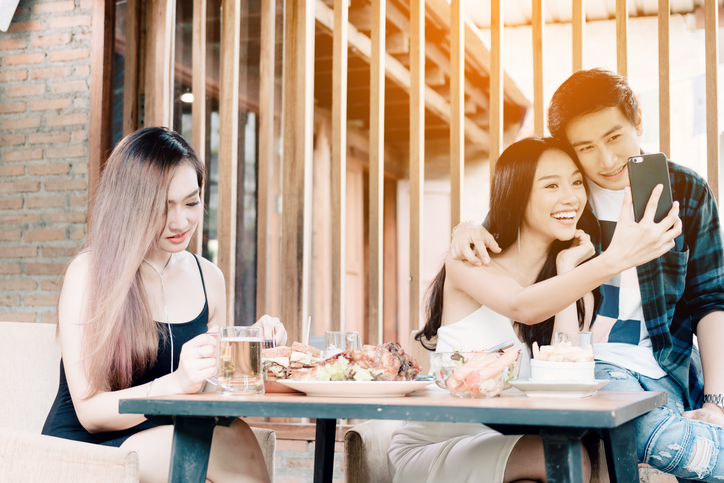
[430, 350, 521, 393]
[441, 363, 510, 398]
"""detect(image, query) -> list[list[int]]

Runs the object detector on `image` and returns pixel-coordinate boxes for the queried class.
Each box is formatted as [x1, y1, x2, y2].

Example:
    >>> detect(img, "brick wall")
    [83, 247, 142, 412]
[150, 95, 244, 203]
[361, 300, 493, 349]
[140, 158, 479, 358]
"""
[0, 0, 92, 323]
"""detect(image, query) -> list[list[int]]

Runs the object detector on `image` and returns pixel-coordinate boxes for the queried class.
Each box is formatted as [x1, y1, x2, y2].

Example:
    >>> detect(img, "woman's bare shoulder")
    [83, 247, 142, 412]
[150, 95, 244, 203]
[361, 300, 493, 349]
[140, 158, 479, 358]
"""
[64, 251, 92, 283]
[193, 254, 225, 290]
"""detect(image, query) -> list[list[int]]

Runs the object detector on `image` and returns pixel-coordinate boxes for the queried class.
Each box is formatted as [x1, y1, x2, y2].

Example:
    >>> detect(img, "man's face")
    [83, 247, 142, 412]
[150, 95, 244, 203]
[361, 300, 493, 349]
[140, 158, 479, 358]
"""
[564, 106, 643, 191]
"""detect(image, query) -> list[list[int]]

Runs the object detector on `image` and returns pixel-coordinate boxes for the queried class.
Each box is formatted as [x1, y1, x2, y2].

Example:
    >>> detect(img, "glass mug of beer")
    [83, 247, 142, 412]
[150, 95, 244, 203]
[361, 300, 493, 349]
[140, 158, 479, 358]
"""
[216, 326, 265, 396]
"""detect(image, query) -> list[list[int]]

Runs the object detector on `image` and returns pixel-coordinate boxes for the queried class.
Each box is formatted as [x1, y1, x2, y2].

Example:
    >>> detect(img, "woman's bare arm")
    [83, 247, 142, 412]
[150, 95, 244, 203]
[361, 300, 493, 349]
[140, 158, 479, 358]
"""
[446, 188, 680, 325]
[59, 255, 217, 433]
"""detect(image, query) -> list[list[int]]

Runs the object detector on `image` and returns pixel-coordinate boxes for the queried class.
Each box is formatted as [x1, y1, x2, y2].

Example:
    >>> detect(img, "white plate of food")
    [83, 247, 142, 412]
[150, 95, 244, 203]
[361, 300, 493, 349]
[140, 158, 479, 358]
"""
[276, 380, 432, 397]
[509, 379, 609, 398]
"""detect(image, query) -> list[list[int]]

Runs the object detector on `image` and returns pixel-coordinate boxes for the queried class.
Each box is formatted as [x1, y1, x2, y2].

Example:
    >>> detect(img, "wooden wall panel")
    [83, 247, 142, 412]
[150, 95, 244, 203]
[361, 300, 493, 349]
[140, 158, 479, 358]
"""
[281, 0, 315, 342]
[89, 0, 114, 213]
[489, 0, 503, 172]
[188, 0, 206, 257]
[616, 0, 628, 77]
[450, 0, 464, 228]
[706, 0, 719, 200]
[409, 0, 425, 329]
[332, 0, 349, 333]
[218, 0, 240, 324]
[532, 0, 544, 137]
[658, 0, 670, 158]
[572, 0, 584, 73]
[256, 0, 275, 317]
[122, 0, 140, 137]
[368, 0, 385, 344]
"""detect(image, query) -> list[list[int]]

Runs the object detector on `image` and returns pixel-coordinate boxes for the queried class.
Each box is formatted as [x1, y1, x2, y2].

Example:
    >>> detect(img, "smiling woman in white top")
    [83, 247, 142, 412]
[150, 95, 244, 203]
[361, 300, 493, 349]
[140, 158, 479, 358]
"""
[388, 136, 680, 483]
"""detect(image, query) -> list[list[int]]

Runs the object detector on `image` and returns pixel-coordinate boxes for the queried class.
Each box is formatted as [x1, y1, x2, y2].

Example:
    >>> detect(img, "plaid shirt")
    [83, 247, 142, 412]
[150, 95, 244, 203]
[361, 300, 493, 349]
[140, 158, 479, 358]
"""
[579, 161, 724, 411]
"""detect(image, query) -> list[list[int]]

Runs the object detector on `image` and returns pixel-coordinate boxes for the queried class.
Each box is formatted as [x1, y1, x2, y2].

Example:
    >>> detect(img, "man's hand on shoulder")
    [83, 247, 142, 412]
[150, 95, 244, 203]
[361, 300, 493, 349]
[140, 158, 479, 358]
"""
[683, 403, 724, 427]
[450, 221, 500, 266]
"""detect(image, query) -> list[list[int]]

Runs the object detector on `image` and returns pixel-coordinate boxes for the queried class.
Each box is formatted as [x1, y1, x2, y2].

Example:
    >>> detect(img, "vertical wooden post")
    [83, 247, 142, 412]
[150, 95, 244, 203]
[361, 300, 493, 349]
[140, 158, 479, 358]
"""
[572, 0, 584, 73]
[332, 0, 348, 334]
[122, 0, 140, 137]
[89, 0, 114, 212]
[218, 0, 240, 325]
[144, 0, 174, 127]
[532, 0, 544, 137]
[256, 0, 275, 318]
[705, 0, 719, 200]
[658, 0, 670, 158]
[409, 0, 425, 330]
[281, 0, 315, 343]
[450, 0, 464, 229]
[189, 0, 206, 257]
[368, 0, 385, 344]
[489, 0, 503, 173]
[616, 0, 628, 77]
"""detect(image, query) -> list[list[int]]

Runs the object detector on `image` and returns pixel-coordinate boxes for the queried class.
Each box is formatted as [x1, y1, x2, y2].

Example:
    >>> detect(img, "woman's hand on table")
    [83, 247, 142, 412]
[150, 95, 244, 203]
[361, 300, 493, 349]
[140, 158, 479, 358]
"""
[253, 314, 288, 346]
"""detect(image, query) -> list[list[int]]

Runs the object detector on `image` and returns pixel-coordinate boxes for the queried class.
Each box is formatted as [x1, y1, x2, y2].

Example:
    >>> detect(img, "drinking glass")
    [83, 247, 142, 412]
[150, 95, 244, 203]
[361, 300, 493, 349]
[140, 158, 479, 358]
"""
[216, 326, 265, 396]
[323, 331, 361, 358]
[554, 331, 592, 348]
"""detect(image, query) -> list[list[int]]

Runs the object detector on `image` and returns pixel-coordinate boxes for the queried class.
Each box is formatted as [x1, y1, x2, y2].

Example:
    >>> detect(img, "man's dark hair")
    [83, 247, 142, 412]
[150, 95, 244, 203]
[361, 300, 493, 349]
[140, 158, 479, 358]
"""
[548, 68, 640, 140]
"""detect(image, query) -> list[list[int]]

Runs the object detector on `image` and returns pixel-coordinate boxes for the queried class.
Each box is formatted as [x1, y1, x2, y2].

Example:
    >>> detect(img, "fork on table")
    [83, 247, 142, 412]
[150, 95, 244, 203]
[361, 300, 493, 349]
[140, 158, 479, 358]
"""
[262, 339, 277, 349]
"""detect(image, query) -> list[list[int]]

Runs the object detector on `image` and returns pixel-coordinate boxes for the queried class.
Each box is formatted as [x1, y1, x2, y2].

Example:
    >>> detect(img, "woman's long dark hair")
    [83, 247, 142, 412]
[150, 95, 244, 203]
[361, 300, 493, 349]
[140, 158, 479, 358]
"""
[417, 137, 588, 352]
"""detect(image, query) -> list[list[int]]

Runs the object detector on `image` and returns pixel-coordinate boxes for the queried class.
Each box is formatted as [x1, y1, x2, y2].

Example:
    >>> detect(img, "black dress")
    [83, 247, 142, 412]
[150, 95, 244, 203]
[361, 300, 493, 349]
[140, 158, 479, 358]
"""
[42, 255, 210, 447]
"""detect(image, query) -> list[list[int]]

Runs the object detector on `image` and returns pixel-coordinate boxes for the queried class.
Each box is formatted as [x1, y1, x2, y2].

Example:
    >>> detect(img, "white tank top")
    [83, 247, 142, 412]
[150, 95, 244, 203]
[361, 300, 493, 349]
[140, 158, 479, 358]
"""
[437, 305, 531, 380]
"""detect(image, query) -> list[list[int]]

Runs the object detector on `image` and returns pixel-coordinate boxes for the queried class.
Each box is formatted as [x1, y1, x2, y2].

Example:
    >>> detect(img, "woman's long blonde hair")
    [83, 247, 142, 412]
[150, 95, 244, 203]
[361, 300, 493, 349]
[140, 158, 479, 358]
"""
[82, 127, 204, 395]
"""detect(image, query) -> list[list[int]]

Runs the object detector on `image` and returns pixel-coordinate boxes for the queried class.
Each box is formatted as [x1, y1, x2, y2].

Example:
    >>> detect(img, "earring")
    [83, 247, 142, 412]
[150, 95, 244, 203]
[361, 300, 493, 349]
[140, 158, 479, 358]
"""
[517, 226, 521, 254]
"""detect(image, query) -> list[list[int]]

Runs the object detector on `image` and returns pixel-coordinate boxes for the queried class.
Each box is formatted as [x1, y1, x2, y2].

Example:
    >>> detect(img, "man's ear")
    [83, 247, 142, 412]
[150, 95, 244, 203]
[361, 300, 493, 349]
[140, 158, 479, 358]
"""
[634, 107, 644, 136]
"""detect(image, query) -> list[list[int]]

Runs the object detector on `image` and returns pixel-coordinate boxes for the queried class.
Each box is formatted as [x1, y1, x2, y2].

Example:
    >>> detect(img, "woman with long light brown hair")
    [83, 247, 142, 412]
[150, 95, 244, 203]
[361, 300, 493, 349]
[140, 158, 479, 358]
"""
[42, 126, 285, 482]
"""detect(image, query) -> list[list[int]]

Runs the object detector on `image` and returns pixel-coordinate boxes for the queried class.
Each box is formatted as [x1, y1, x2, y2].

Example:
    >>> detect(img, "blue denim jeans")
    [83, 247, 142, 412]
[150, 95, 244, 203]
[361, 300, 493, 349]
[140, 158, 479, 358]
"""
[596, 362, 724, 482]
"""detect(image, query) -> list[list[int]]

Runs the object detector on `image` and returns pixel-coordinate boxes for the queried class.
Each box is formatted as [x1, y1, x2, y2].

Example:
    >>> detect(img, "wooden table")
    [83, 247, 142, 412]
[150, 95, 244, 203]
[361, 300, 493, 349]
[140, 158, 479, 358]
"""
[119, 388, 665, 483]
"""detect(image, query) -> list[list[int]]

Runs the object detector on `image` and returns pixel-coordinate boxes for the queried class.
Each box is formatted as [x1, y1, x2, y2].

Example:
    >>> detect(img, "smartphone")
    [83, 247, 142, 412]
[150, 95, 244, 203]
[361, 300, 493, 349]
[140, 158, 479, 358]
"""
[627, 153, 673, 223]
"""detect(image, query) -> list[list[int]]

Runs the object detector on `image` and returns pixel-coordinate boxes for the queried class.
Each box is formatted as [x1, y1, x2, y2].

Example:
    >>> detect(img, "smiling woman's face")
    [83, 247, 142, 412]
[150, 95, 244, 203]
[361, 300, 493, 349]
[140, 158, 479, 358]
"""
[157, 163, 202, 253]
[522, 148, 587, 243]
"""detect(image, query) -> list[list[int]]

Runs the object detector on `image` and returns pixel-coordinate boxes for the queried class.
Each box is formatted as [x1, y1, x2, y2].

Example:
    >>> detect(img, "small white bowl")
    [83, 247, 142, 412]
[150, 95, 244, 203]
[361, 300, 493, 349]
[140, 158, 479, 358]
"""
[530, 360, 595, 383]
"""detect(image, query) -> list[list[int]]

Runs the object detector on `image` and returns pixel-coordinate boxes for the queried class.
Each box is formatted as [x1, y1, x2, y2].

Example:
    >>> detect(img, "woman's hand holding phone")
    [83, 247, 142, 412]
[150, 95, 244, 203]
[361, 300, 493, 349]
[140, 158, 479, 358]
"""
[604, 185, 682, 272]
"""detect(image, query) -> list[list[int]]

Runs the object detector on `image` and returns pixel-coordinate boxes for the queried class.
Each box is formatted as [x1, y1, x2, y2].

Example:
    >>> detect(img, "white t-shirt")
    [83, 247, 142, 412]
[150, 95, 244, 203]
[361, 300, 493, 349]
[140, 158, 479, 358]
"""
[587, 180, 666, 379]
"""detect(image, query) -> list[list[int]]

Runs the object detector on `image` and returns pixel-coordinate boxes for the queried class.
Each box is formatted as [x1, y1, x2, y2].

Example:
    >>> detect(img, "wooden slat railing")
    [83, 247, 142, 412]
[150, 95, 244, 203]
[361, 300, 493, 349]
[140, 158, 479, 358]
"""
[489, 0, 503, 172]
[533, 0, 544, 137]
[331, 0, 348, 334]
[122, 0, 139, 137]
[658, 0, 670, 158]
[281, 0, 315, 343]
[450, 0, 464, 229]
[144, 0, 173, 127]
[189, 0, 206, 257]
[256, 0, 275, 318]
[218, 0, 240, 324]
[705, 0, 719, 200]
[409, 0, 425, 330]
[368, 0, 385, 344]
[572, 0, 584, 73]
[616, 0, 628, 76]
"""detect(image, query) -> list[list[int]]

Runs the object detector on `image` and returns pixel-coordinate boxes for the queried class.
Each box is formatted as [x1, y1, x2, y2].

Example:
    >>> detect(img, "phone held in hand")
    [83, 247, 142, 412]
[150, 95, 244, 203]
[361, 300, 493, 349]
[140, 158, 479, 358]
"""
[627, 153, 673, 223]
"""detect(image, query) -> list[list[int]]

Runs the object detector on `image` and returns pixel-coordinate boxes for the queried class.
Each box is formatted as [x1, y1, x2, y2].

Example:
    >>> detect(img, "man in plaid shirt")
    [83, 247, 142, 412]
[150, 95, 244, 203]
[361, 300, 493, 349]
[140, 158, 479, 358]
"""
[453, 68, 724, 480]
